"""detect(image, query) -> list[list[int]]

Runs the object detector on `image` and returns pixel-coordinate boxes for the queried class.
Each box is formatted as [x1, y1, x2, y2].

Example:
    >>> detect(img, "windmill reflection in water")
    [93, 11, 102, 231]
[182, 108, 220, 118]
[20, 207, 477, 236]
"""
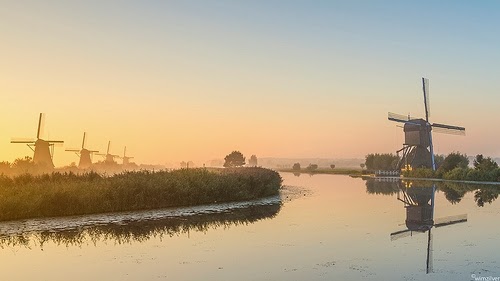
[390, 180, 467, 274]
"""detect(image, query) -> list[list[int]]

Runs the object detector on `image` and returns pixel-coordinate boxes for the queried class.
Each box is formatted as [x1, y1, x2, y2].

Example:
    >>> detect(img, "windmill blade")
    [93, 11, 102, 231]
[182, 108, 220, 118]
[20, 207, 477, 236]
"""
[89, 150, 99, 153]
[432, 123, 465, 136]
[422, 78, 430, 120]
[388, 112, 411, 123]
[107, 141, 111, 154]
[47, 140, 65, 144]
[124, 146, 127, 157]
[82, 132, 87, 149]
[65, 149, 80, 152]
[390, 229, 412, 241]
[37, 113, 46, 139]
[434, 214, 467, 227]
[426, 229, 433, 274]
[11, 138, 35, 143]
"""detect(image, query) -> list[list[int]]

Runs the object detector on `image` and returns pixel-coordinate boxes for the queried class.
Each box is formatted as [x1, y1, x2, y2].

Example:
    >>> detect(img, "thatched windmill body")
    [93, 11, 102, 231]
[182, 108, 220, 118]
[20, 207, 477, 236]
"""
[388, 78, 465, 170]
[65, 132, 99, 169]
[11, 113, 64, 168]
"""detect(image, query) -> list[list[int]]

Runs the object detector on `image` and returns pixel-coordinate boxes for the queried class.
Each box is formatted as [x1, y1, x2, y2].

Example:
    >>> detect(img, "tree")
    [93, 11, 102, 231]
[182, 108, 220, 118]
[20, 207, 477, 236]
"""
[365, 153, 399, 170]
[473, 154, 498, 172]
[306, 164, 318, 171]
[223, 151, 246, 167]
[360, 163, 365, 169]
[330, 164, 336, 169]
[292, 163, 301, 170]
[248, 155, 258, 166]
[437, 152, 469, 175]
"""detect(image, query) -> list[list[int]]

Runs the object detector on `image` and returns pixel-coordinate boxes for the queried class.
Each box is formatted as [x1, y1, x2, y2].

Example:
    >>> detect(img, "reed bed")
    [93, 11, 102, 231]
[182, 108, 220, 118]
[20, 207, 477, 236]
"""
[0, 167, 282, 222]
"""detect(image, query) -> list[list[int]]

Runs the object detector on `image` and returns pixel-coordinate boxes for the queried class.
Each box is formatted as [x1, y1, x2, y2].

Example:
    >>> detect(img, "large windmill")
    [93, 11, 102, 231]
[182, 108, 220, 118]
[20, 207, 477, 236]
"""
[11, 113, 64, 168]
[388, 78, 465, 170]
[65, 132, 99, 169]
[96, 141, 119, 164]
[120, 146, 134, 165]
[390, 181, 467, 273]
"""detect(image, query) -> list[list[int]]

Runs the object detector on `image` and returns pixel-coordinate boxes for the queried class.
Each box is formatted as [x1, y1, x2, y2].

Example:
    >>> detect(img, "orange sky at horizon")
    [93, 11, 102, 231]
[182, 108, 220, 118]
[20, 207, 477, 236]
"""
[1, 2, 499, 167]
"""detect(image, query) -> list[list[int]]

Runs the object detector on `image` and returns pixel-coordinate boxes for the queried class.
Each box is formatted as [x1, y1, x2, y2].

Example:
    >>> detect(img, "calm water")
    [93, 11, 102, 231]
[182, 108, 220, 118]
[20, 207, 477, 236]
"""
[1, 173, 499, 280]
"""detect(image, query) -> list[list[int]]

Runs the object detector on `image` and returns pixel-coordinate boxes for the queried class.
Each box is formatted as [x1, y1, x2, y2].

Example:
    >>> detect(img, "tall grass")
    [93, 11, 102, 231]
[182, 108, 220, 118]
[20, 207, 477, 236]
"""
[0, 167, 282, 222]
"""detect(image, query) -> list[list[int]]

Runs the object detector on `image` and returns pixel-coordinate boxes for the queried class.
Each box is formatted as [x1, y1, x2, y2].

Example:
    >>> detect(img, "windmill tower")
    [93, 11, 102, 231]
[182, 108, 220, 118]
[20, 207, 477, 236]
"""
[11, 113, 64, 168]
[96, 141, 119, 164]
[65, 132, 99, 169]
[388, 78, 465, 170]
[120, 146, 134, 165]
[390, 181, 467, 273]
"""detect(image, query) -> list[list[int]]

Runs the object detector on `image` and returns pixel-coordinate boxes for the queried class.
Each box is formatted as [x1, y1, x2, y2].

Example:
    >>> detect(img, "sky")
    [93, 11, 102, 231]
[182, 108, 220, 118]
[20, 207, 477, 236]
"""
[1, 1, 500, 167]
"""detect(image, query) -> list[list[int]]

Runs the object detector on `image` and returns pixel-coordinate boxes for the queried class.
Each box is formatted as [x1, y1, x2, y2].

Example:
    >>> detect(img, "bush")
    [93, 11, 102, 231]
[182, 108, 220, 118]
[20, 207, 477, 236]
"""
[0, 168, 282, 221]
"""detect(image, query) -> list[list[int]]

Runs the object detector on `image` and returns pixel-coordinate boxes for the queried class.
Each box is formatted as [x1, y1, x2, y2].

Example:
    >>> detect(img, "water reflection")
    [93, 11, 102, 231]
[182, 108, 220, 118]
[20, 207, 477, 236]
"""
[0, 196, 281, 248]
[366, 179, 500, 207]
[366, 179, 470, 273]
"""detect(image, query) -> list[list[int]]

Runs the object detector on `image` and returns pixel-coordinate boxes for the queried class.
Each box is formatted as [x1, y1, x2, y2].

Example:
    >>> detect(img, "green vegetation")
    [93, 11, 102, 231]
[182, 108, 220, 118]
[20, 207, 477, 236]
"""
[403, 153, 500, 182]
[364, 153, 399, 171]
[0, 167, 282, 222]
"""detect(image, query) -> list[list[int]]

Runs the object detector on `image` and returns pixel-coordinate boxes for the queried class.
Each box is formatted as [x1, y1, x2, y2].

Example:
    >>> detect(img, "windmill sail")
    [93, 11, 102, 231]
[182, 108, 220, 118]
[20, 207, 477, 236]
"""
[423, 78, 430, 120]
[432, 123, 466, 135]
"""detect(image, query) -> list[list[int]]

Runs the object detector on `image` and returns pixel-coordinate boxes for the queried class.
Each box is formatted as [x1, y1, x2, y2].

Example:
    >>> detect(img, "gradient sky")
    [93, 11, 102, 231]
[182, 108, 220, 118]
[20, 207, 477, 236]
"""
[1, 1, 499, 167]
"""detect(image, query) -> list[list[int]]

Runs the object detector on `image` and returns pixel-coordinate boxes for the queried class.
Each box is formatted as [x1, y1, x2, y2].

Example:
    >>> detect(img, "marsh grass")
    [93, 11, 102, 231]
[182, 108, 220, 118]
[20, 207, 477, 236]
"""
[0, 167, 282, 222]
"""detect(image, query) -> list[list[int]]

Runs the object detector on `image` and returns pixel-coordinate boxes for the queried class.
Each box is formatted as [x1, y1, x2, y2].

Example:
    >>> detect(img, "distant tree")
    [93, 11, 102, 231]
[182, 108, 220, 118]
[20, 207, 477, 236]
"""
[437, 152, 469, 175]
[360, 163, 365, 169]
[12, 156, 36, 174]
[180, 161, 187, 168]
[306, 164, 318, 171]
[223, 151, 246, 167]
[365, 153, 399, 170]
[292, 163, 301, 170]
[330, 164, 336, 169]
[473, 154, 498, 172]
[248, 155, 258, 167]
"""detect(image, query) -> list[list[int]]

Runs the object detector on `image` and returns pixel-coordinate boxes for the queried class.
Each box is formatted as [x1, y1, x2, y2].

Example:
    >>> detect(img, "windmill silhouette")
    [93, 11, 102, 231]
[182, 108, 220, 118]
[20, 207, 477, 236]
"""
[388, 78, 465, 170]
[390, 181, 467, 274]
[65, 132, 99, 169]
[95, 141, 119, 164]
[120, 146, 134, 165]
[11, 113, 64, 168]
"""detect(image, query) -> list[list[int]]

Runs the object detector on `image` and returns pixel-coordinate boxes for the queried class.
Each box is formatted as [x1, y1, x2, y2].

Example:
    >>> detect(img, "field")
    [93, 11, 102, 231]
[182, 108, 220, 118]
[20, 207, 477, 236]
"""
[0, 167, 282, 222]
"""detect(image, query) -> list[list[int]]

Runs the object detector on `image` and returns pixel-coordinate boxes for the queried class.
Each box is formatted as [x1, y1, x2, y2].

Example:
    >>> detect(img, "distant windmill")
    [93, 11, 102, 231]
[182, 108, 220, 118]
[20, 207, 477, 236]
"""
[390, 182, 467, 274]
[120, 146, 134, 165]
[11, 113, 64, 168]
[95, 141, 119, 164]
[388, 78, 465, 170]
[65, 132, 99, 169]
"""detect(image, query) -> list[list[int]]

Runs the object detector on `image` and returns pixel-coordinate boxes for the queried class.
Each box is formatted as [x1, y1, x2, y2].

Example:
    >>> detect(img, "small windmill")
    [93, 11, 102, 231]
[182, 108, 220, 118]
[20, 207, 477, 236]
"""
[11, 113, 64, 168]
[65, 132, 99, 169]
[95, 141, 119, 164]
[390, 182, 467, 273]
[120, 146, 134, 165]
[388, 78, 465, 170]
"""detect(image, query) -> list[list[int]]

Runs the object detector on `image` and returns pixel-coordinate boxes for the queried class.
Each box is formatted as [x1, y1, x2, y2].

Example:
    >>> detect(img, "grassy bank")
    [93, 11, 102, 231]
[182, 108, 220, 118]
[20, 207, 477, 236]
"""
[277, 168, 362, 176]
[0, 167, 282, 222]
